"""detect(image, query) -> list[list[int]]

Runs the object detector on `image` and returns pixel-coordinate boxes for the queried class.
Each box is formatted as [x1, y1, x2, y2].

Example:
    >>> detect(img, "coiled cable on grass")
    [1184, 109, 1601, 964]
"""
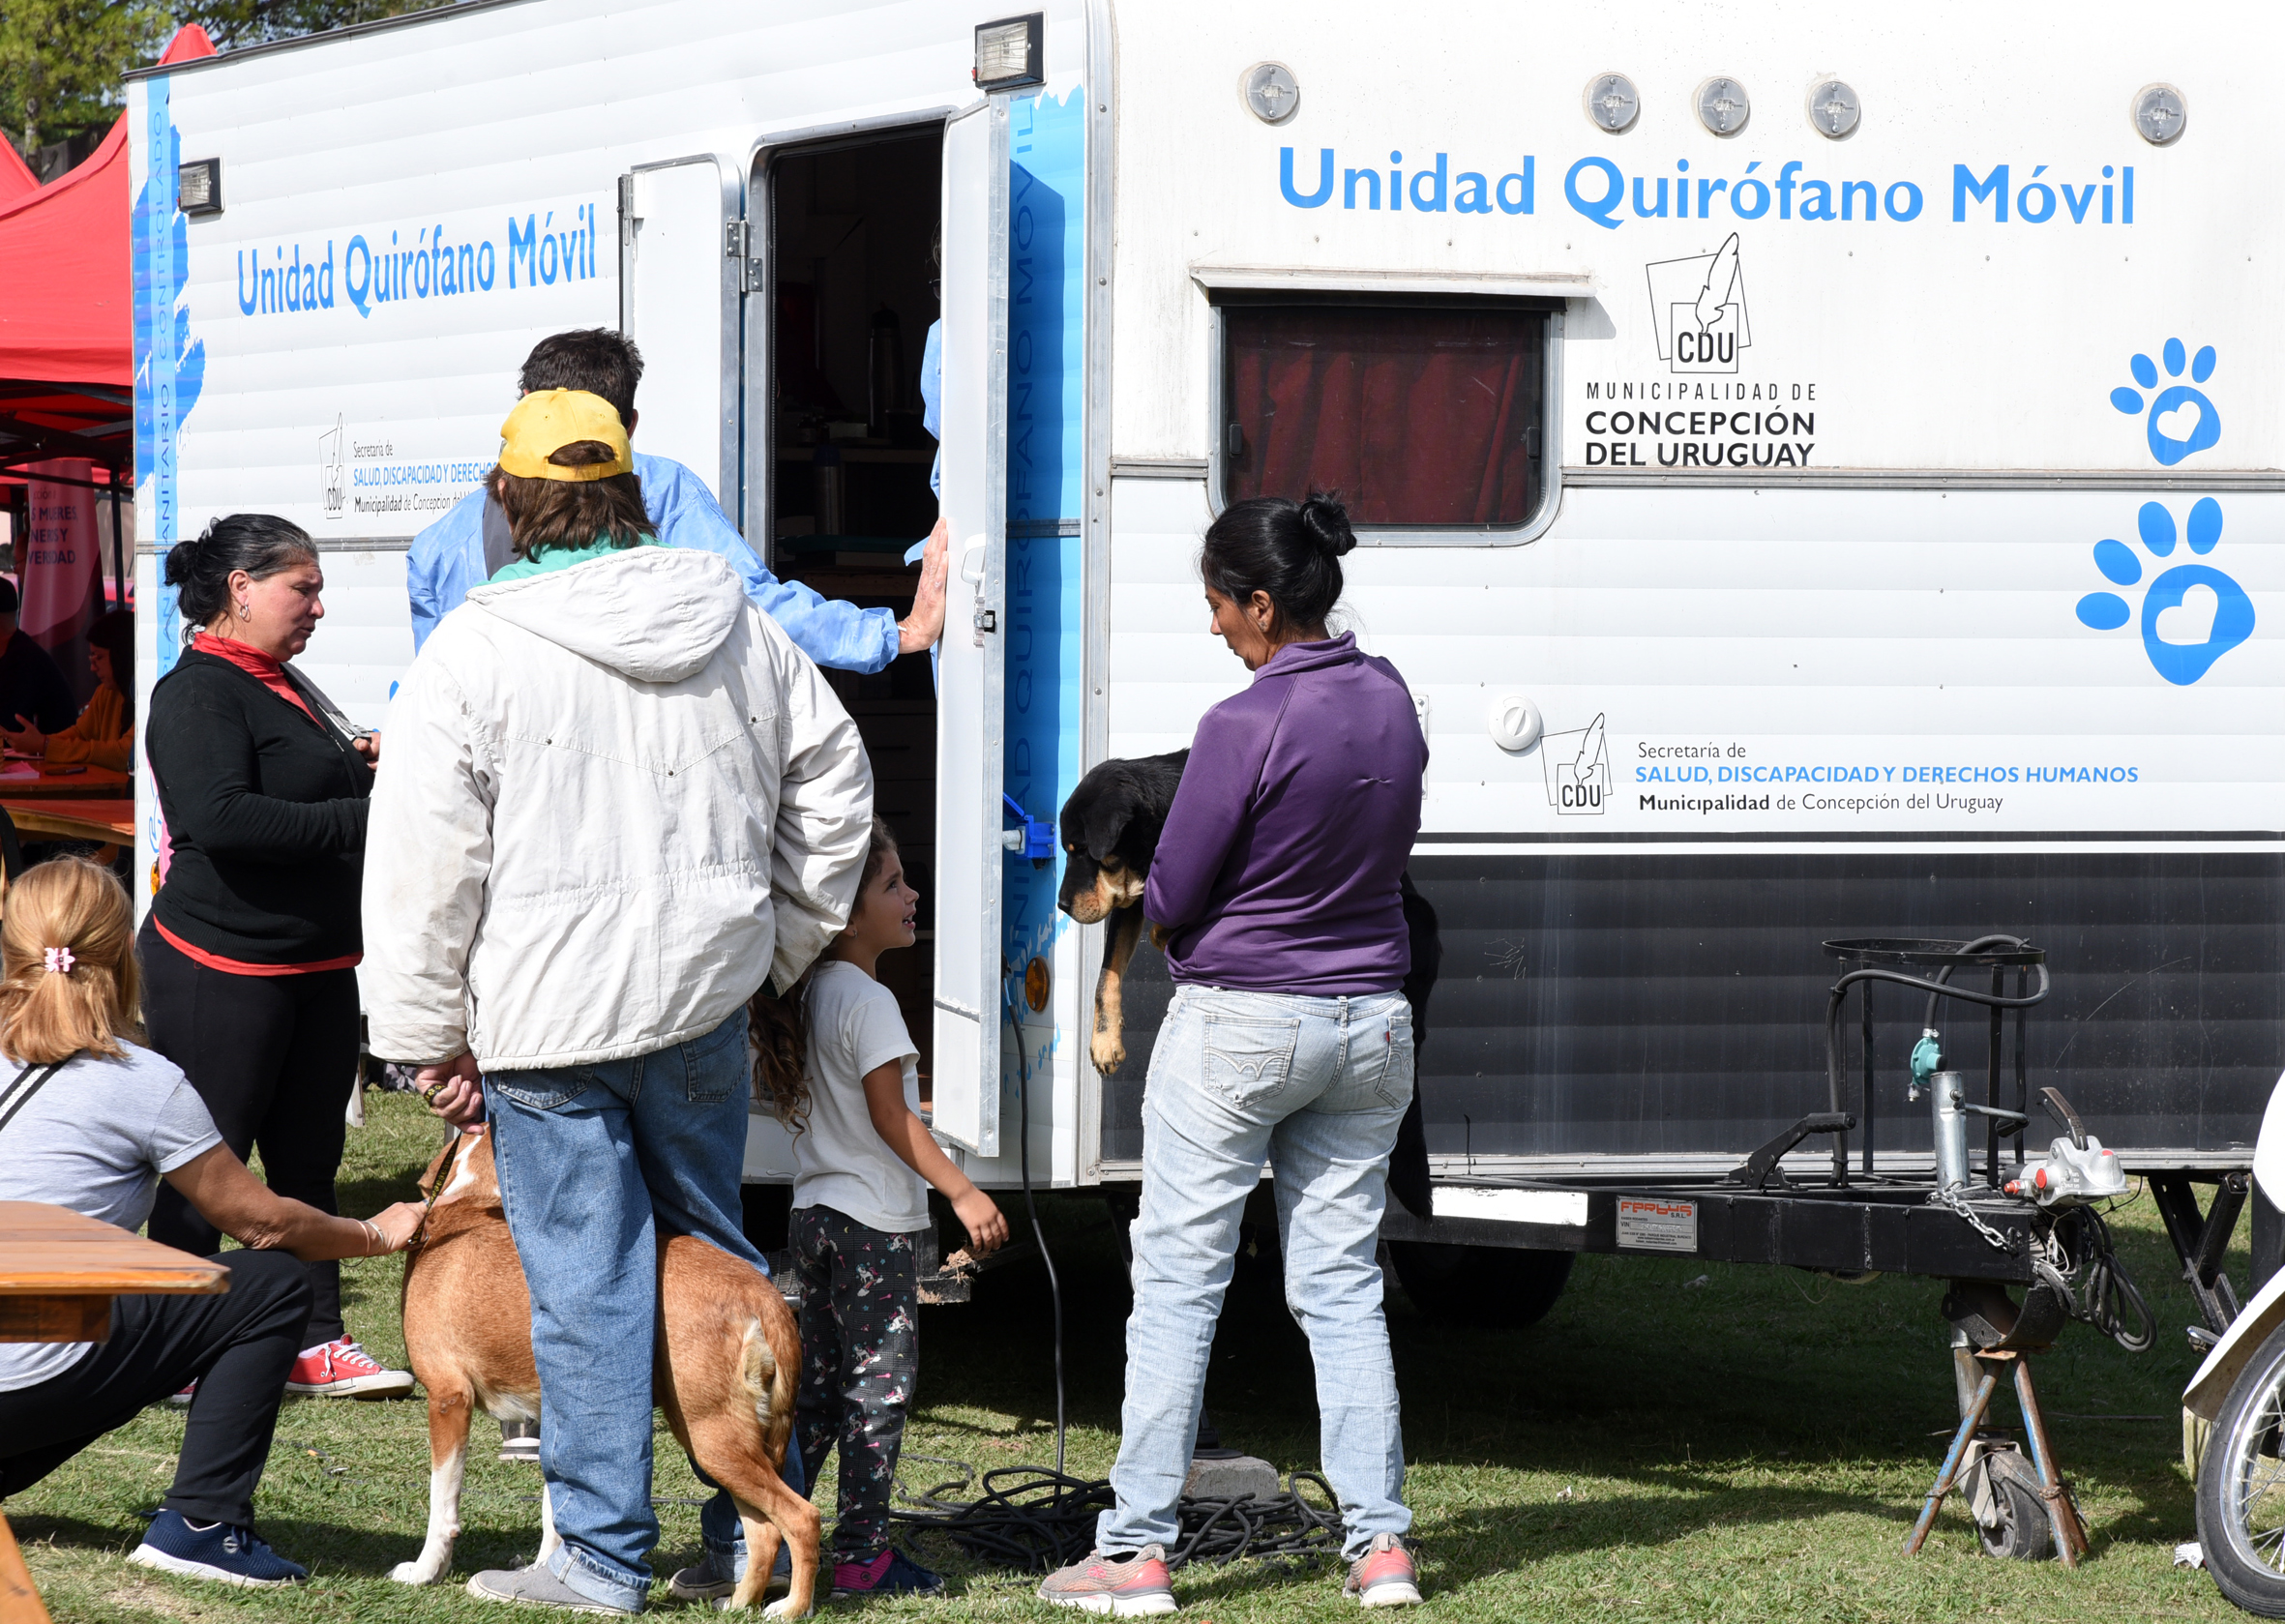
[890, 1459, 1345, 1572]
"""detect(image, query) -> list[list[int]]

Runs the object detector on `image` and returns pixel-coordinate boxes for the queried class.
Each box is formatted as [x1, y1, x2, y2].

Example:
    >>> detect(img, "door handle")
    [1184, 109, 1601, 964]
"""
[959, 539, 987, 586]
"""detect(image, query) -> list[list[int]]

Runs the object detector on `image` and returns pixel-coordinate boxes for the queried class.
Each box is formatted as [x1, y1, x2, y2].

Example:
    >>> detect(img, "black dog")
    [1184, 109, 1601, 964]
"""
[1055, 751, 1440, 1218]
[1055, 750, 1190, 1075]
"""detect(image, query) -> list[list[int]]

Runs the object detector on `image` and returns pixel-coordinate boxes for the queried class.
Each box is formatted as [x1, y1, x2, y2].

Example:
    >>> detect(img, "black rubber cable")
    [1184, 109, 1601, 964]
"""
[1921, 934, 2033, 1032]
[1001, 974, 1066, 1474]
[891, 1461, 1343, 1572]
[2046, 1204, 2155, 1353]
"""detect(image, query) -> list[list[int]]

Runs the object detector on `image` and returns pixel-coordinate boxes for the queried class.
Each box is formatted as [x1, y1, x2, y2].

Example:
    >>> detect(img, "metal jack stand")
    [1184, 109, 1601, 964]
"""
[1907, 1350, 2087, 1565]
[1906, 1284, 2089, 1565]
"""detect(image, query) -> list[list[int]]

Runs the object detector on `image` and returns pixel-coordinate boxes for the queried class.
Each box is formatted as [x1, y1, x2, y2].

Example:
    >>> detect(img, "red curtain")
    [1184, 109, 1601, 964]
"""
[1224, 305, 1541, 526]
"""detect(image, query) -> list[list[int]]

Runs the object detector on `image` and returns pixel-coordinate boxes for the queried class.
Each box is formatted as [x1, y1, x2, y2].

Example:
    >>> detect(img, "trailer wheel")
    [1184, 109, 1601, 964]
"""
[1387, 1241, 1572, 1329]
[2196, 1319, 2285, 1614]
[1965, 1445, 2053, 1561]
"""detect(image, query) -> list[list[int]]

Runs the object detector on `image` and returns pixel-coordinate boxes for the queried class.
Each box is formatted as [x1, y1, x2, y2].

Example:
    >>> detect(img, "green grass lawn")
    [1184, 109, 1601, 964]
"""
[7, 1086, 2244, 1621]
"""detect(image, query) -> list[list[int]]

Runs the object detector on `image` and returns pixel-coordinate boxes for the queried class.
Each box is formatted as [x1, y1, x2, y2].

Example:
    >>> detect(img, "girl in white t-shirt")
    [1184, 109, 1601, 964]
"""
[752, 816, 1009, 1599]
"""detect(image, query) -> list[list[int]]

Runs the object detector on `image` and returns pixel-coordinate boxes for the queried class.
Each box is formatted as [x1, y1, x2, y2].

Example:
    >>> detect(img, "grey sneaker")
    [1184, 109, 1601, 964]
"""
[464, 1564, 637, 1614]
[1037, 1546, 1176, 1615]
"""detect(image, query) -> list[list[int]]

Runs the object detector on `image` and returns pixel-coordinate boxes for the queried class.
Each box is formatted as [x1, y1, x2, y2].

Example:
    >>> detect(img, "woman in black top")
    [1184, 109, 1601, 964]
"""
[141, 514, 411, 1400]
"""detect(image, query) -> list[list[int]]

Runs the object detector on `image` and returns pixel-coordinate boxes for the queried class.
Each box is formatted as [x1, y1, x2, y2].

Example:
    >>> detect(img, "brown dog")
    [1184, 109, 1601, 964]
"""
[391, 1125, 819, 1614]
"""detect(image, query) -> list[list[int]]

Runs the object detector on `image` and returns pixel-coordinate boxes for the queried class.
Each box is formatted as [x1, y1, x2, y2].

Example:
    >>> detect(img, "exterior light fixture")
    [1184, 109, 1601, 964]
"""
[178, 158, 223, 216]
[1584, 74, 1639, 133]
[974, 15, 1043, 92]
[1241, 62, 1300, 124]
[2133, 83, 2186, 145]
[1696, 75, 1750, 135]
[1807, 79, 1860, 138]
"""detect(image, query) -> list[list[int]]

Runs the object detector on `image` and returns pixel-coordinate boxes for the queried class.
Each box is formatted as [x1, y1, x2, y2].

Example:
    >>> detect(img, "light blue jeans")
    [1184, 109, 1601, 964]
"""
[1099, 985, 1414, 1564]
[487, 1011, 775, 1611]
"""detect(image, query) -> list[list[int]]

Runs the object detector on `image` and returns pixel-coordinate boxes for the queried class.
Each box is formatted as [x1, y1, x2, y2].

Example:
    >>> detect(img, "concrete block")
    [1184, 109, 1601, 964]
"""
[1182, 1453, 1281, 1500]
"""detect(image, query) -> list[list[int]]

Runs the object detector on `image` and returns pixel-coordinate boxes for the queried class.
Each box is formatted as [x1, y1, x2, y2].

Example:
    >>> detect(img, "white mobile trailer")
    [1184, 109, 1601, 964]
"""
[127, 2, 2285, 1284]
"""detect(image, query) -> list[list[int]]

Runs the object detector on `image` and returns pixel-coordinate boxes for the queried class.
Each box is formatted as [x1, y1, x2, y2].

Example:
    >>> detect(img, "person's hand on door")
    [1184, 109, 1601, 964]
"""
[897, 518, 951, 655]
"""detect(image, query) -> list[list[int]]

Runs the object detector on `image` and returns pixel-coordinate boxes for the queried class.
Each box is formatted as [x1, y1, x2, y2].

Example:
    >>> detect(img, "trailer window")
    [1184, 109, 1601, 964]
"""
[1220, 301, 1548, 532]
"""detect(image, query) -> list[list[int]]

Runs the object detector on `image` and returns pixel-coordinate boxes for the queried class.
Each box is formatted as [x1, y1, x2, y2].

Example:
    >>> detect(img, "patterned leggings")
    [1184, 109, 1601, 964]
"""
[791, 1205, 922, 1562]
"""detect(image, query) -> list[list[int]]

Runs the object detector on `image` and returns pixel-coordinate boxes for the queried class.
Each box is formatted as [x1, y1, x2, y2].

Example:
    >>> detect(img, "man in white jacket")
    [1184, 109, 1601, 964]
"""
[362, 390, 873, 1614]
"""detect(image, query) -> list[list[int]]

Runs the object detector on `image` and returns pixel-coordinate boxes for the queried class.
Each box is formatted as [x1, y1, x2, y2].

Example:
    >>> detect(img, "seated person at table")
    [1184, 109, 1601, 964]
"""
[2, 608, 134, 770]
[0, 858, 422, 1589]
[0, 578, 75, 739]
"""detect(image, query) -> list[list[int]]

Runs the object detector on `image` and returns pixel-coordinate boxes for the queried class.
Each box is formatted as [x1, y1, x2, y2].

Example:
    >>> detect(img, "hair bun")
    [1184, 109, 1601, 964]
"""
[1298, 490, 1356, 560]
[161, 525, 210, 587]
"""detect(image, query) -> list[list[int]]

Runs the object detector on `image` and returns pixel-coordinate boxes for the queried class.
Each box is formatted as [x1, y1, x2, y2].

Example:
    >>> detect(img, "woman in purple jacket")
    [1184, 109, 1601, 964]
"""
[1040, 493, 1428, 1616]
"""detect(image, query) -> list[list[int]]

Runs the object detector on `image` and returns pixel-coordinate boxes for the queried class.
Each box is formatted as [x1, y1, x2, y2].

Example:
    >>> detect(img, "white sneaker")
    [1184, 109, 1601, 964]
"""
[283, 1338, 415, 1399]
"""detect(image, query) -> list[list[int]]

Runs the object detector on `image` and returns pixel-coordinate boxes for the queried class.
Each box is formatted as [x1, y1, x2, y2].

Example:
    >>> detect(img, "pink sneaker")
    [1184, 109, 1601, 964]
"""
[1037, 1546, 1176, 1615]
[1344, 1534, 1422, 1608]
[283, 1339, 414, 1399]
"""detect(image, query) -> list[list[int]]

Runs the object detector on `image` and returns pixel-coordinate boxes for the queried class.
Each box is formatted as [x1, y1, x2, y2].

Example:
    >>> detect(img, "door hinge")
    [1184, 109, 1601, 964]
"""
[617, 174, 636, 248]
[726, 221, 762, 291]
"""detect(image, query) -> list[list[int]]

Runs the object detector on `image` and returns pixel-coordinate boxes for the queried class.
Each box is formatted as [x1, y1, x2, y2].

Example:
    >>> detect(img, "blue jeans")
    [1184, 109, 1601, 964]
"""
[487, 1011, 780, 1610]
[697, 1454, 806, 1577]
[1098, 986, 1414, 1564]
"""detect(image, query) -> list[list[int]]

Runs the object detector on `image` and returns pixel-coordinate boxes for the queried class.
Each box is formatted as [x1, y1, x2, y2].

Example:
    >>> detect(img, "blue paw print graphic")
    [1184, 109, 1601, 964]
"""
[2111, 338, 2220, 466]
[2075, 497, 2255, 685]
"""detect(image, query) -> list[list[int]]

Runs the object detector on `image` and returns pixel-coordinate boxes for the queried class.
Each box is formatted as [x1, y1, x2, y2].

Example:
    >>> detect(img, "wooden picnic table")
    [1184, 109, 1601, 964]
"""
[0, 1203, 227, 1624]
[0, 800, 134, 847]
[0, 764, 130, 800]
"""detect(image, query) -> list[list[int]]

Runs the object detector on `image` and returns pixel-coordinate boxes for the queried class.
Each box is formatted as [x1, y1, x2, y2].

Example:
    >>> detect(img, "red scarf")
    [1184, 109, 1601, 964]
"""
[172, 631, 359, 975]
[192, 632, 319, 727]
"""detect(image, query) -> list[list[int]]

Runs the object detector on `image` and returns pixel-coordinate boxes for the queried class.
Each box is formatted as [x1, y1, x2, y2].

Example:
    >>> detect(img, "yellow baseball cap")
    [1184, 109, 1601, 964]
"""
[496, 389, 634, 482]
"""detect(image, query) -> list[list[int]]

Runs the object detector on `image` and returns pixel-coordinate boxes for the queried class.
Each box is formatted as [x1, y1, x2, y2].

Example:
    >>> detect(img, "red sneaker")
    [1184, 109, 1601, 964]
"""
[1345, 1534, 1422, 1608]
[1037, 1546, 1177, 1615]
[283, 1339, 414, 1399]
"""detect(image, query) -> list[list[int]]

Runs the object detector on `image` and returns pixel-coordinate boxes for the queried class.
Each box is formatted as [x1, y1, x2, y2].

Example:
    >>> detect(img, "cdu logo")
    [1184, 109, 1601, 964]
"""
[1647, 233, 1750, 374]
[1542, 714, 1611, 814]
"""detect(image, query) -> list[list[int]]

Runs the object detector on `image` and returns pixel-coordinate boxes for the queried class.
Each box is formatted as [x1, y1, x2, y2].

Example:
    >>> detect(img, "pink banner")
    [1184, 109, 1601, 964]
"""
[20, 458, 101, 705]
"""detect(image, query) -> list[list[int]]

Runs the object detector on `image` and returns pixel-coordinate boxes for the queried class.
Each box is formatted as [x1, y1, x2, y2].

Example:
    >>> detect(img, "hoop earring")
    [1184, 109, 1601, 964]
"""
[235, 603, 250, 620]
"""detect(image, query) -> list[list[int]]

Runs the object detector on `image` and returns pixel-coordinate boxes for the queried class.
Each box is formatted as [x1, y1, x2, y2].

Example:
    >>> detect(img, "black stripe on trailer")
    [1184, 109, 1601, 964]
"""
[1101, 846, 2280, 1170]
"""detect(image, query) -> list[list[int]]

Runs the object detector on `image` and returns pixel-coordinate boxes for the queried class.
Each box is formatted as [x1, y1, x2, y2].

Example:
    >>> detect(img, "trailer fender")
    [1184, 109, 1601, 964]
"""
[2182, 1071, 2285, 1422]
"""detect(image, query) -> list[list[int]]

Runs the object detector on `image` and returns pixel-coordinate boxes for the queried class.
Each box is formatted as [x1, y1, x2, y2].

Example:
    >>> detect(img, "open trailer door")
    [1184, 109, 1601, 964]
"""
[618, 155, 742, 508]
[930, 98, 1010, 1157]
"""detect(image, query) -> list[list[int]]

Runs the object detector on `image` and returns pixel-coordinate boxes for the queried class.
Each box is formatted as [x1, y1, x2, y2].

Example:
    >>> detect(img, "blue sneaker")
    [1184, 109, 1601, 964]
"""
[130, 1510, 309, 1587]
[832, 1548, 943, 1599]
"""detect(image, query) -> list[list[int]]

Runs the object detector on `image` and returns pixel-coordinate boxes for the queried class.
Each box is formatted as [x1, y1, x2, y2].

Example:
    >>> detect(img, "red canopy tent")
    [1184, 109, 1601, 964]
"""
[0, 23, 215, 582]
[0, 137, 35, 207]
